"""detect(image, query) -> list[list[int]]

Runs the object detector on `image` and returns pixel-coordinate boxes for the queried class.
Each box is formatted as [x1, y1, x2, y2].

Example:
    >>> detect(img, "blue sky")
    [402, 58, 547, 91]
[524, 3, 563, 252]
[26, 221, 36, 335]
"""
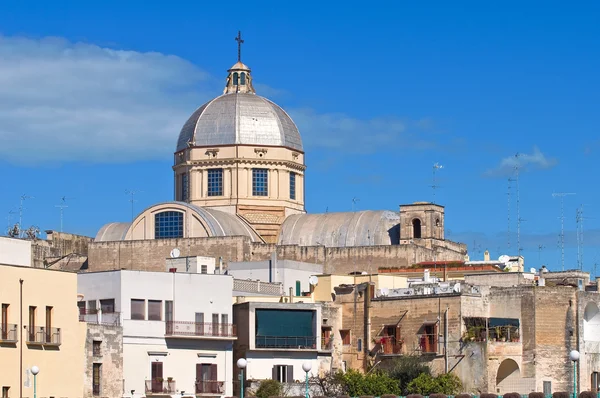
[1, 1, 599, 272]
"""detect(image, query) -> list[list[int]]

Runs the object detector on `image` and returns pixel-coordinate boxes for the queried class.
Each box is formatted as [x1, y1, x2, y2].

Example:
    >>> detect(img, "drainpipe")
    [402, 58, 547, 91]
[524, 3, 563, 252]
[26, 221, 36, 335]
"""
[364, 283, 372, 372]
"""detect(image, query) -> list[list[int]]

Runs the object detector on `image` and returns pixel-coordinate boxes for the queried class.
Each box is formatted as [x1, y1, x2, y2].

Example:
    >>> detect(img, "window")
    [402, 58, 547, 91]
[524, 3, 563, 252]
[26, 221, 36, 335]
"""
[201, 265, 208, 274]
[181, 173, 189, 202]
[340, 329, 350, 345]
[195, 312, 204, 335]
[272, 365, 293, 383]
[1, 304, 8, 339]
[77, 301, 86, 315]
[28, 306, 36, 341]
[2, 387, 9, 398]
[207, 169, 223, 196]
[221, 314, 229, 336]
[412, 218, 422, 239]
[197, 364, 219, 393]
[295, 280, 301, 296]
[131, 299, 145, 320]
[45, 306, 53, 343]
[252, 168, 268, 196]
[592, 372, 599, 392]
[357, 338, 362, 352]
[93, 340, 102, 357]
[148, 300, 162, 321]
[93, 364, 101, 396]
[88, 300, 97, 314]
[100, 299, 115, 314]
[289, 172, 296, 200]
[212, 313, 219, 335]
[233, 72, 239, 85]
[240, 72, 246, 85]
[154, 211, 184, 239]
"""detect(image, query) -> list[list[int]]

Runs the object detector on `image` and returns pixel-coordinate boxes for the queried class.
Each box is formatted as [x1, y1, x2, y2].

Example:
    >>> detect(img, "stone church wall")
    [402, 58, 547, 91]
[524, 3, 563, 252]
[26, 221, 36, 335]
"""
[87, 236, 466, 273]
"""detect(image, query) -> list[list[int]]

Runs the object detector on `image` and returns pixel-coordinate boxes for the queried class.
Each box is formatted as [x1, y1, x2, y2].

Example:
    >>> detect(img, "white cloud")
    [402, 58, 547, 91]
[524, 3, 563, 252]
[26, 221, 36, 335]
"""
[484, 146, 558, 177]
[0, 35, 447, 164]
[0, 35, 215, 164]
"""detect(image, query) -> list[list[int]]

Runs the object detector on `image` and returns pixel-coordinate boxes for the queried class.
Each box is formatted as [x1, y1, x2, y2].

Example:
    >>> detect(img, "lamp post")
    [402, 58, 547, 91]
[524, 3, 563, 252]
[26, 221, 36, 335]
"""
[31, 366, 40, 398]
[570, 350, 580, 398]
[302, 361, 312, 398]
[237, 358, 247, 398]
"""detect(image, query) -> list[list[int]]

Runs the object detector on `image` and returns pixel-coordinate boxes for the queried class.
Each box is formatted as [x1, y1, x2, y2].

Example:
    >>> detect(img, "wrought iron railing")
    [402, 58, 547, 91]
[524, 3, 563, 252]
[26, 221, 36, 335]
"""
[79, 310, 121, 326]
[379, 335, 403, 354]
[165, 321, 236, 337]
[144, 379, 176, 394]
[196, 380, 224, 394]
[0, 323, 18, 343]
[27, 326, 61, 346]
[255, 335, 317, 349]
[418, 333, 437, 354]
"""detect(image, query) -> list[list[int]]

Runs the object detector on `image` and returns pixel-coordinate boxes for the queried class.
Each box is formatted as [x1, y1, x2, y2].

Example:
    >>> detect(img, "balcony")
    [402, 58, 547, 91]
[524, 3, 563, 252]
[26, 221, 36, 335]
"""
[79, 310, 121, 326]
[321, 337, 333, 351]
[27, 326, 61, 346]
[145, 379, 176, 395]
[377, 335, 403, 355]
[255, 336, 317, 350]
[165, 321, 236, 339]
[418, 333, 437, 354]
[196, 380, 224, 394]
[0, 324, 18, 343]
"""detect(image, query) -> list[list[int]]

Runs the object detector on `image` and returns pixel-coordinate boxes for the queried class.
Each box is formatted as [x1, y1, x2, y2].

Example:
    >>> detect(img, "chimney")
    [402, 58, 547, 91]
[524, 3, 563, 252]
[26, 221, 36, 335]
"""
[484, 250, 490, 261]
[289, 287, 293, 303]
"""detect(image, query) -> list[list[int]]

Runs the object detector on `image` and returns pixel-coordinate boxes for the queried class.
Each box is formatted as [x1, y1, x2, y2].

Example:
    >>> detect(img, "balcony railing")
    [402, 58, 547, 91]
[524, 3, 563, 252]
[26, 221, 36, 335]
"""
[255, 335, 317, 349]
[165, 321, 236, 338]
[27, 326, 61, 346]
[196, 380, 224, 394]
[378, 335, 403, 354]
[79, 310, 121, 326]
[0, 323, 18, 343]
[418, 333, 437, 354]
[321, 337, 333, 350]
[145, 380, 176, 394]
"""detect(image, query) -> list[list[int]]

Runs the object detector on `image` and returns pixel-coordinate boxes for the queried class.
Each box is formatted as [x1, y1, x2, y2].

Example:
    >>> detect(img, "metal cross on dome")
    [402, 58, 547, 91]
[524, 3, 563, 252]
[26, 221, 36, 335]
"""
[235, 31, 244, 62]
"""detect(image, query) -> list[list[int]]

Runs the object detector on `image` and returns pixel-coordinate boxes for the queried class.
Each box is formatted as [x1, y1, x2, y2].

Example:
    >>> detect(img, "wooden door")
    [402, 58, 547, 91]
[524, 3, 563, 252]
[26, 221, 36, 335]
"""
[151, 362, 163, 393]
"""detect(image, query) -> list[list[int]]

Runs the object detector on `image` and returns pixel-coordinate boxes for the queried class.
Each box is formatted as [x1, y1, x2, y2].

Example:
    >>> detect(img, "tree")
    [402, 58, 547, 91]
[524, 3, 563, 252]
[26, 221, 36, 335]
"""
[339, 369, 401, 397]
[434, 373, 462, 395]
[309, 371, 346, 397]
[386, 356, 432, 394]
[406, 373, 462, 396]
[255, 379, 282, 398]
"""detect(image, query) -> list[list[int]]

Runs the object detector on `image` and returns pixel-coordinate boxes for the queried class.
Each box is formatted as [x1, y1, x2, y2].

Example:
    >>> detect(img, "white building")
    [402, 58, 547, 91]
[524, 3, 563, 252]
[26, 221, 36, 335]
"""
[77, 270, 235, 397]
[0, 236, 32, 266]
[227, 255, 323, 297]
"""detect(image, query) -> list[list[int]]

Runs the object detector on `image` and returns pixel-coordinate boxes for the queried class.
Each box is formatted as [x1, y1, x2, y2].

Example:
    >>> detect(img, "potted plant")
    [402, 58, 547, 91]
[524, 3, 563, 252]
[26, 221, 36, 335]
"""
[167, 377, 174, 382]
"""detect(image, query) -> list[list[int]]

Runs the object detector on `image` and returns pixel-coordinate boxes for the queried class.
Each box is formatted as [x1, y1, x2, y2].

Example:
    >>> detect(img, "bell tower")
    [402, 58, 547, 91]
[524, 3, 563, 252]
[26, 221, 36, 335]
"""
[399, 202, 445, 240]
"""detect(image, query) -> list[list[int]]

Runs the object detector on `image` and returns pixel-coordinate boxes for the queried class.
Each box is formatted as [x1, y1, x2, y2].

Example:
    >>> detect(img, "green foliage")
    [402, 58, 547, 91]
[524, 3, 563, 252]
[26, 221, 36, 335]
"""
[406, 373, 462, 395]
[387, 356, 432, 394]
[309, 371, 346, 397]
[339, 369, 401, 397]
[255, 379, 282, 398]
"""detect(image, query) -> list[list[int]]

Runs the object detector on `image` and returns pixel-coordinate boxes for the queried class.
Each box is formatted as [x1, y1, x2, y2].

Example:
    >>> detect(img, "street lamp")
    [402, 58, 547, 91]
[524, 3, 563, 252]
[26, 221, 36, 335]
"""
[237, 358, 247, 398]
[31, 366, 40, 398]
[570, 350, 580, 398]
[302, 361, 312, 398]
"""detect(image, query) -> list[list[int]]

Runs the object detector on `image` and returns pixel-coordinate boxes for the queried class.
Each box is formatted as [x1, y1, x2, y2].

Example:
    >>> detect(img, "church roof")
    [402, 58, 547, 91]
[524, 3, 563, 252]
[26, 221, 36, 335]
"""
[176, 93, 303, 152]
[95, 222, 131, 242]
[278, 210, 401, 247]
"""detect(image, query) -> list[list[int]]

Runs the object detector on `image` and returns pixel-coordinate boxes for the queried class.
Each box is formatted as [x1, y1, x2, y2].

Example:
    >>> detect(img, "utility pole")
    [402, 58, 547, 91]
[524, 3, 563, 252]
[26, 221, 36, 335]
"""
[552, 192, 576, 271]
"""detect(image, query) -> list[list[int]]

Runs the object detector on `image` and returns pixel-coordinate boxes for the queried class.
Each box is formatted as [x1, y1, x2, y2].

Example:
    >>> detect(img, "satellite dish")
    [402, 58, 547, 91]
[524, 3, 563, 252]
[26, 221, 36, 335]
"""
[170, 248, 181, 258]
[453, 283, 461, 293]
[308, 275, 319, 286]
[498, 255, 510, 264]
[380, 288, 389, 296]
[530, 267, 536, 274]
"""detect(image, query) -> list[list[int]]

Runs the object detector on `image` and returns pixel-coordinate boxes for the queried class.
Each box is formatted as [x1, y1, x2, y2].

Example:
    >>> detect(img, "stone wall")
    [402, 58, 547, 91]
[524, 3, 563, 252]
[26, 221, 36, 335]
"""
[84, 323, 123, 398]
[31, 230, 93, 268]
[87, 236, 466, 274]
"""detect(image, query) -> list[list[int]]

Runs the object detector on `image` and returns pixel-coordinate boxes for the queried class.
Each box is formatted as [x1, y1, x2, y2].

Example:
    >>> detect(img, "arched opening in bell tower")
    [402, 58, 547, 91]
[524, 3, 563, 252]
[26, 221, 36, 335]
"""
[412, 219, 422, 239]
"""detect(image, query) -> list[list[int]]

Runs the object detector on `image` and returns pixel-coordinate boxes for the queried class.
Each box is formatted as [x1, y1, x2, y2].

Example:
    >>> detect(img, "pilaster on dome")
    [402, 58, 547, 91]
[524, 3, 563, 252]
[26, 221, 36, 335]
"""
[224, 31, 255, 94]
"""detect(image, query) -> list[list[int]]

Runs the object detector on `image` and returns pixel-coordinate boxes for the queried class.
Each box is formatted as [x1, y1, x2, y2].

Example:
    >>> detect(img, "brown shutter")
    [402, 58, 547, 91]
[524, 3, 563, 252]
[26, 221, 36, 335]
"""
[286, 365, 293, 383]
[272, 365, 277, 381]
[196, 364, 201, 382]
[210, 364, 217, 381]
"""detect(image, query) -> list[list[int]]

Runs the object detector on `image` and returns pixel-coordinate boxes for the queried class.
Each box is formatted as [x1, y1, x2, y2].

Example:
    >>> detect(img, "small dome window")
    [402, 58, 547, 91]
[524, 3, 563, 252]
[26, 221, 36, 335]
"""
[240, 72, 246, 85]
[233, 72, 239, 85]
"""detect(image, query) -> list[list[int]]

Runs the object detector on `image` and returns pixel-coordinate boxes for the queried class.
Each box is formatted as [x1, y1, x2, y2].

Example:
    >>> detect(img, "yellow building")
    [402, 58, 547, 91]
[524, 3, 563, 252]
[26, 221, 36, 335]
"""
[0, 264, 86, 398]
[312, 274, 408, 302]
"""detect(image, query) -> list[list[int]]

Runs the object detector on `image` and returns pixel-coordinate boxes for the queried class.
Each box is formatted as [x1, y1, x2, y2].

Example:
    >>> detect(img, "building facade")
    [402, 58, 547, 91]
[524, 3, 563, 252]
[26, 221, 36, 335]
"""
[0, 264, 86, 398]
[77, 270, 236, 397]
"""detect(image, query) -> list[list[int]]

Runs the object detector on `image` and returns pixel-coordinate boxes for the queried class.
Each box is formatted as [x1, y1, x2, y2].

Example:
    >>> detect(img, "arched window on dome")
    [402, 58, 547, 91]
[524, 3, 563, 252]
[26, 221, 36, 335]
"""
[240, 72, 246, 85]
[233, 72, 239, 86]
[155, 211, 184, 239]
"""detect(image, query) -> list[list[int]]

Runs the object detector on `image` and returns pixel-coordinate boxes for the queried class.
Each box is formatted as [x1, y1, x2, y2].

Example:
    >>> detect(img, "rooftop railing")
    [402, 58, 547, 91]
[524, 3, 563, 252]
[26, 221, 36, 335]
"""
[255, 335, 317, 349]
[165, 321, 236, 338]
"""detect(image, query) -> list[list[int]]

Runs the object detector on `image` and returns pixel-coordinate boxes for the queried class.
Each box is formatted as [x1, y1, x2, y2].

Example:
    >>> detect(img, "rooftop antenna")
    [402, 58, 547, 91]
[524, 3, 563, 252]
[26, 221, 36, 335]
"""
[235, 31, 244, 62]
[125, 189, 142, 223]
[55, 196, 73, 233]
[552, 192, 575, 271]
[6, 209, 16, 233]
[538, 244, 545, 263]
[576, 204, 593, 271]
[472, 240, 482, 258]
[507, 177, 514, 250]
[432, 163, 443, 204]
[513, 153, 523, 256]
[18, 194, 34, 238]
[352, 197, 360, 212]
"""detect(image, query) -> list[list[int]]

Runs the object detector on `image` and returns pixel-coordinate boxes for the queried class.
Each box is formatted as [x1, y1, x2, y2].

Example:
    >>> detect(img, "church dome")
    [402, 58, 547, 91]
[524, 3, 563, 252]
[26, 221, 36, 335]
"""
[176, 93, 303, 152]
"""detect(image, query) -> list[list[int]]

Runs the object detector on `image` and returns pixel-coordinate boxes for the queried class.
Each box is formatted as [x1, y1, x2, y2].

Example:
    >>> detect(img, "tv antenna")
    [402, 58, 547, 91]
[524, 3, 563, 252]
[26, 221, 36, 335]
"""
[432, 163, 443, 204]
[513, 154, 523, 256]
[55, 196, 73, 232]
[576, 204, 592, 271]
[537, 244, 545, 263]
[352, 197, 360, 212]
[18, 194, 34, 238]
[6, 209, 16, 233]
[552, 192, 575, 270]
[125, 189, 142, 223]
[507, 177, 514, 250]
